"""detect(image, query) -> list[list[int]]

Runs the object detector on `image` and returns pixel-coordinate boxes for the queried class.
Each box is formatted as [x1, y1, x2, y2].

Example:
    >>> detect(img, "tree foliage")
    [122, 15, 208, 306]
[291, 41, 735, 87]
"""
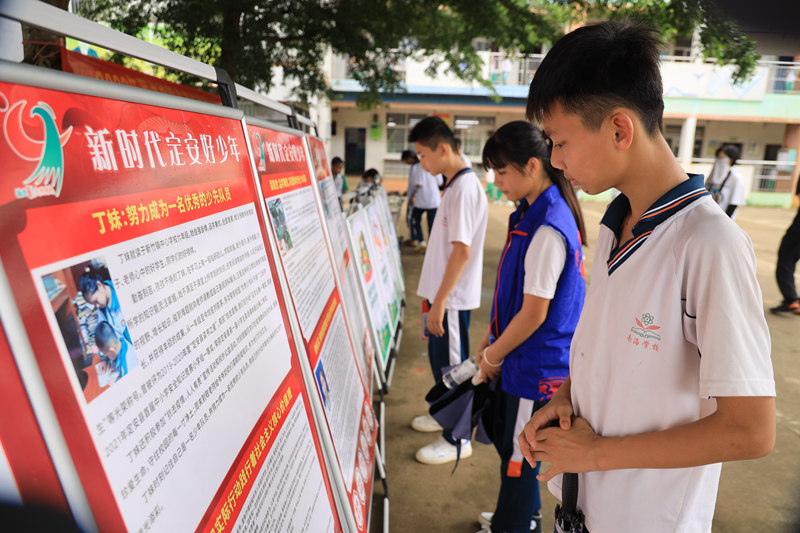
[75, 0, 758, 108]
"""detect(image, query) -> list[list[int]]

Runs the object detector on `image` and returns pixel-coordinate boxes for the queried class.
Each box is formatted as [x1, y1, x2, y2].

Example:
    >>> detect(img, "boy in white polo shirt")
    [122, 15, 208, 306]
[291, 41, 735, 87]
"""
[409, 116, 488, 465]
[518, 22, 776, 532]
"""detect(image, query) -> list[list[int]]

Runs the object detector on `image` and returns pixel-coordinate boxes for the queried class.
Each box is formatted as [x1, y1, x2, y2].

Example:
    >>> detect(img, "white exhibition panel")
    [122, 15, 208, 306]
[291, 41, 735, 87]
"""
[245, 122, 378, 533]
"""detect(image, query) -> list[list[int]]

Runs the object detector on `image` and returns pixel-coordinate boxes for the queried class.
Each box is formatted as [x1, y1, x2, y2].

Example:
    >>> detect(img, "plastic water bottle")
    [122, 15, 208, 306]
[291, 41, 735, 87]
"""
[442, 359, 479, 389]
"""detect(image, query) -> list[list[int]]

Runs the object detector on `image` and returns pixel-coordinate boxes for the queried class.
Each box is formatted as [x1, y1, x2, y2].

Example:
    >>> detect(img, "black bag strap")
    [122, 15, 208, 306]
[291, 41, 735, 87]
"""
[718, 170, 732, 191]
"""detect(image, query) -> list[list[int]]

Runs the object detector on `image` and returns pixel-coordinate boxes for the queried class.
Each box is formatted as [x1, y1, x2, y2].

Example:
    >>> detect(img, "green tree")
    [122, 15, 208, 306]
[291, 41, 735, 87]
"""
[75, 0, 758, 108]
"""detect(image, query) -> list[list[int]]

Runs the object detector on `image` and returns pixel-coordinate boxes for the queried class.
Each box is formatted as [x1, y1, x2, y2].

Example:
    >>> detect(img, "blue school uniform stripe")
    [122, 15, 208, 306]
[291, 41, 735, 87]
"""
[603, 175, 710, 275]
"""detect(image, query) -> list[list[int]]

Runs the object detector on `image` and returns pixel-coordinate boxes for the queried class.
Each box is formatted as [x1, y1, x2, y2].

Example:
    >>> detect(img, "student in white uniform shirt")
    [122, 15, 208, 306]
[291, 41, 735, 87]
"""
[519, 22, 775, 533]
[402, 149, 443, 249]
[409, 116, 488, 465]
[705, 144, 746, 219]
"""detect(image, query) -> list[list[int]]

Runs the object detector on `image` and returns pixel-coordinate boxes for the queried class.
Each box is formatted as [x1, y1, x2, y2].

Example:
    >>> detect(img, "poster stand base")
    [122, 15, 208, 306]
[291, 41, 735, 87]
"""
[373, 443, 389, 533]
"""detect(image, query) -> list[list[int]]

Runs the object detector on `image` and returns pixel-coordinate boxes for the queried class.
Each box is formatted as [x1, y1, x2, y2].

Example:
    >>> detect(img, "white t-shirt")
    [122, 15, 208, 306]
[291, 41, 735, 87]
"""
[409, 163, 442, 210]
[548, 195, 775, 533]
[417, 169, 488, 309]
[523, 226, 566, 298]
[333, 173, 345, 197]
[706, 167, 746, 216]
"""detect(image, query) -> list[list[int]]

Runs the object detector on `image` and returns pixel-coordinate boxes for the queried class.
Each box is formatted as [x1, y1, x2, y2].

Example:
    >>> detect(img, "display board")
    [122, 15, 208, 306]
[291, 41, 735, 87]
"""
[0, 71, 342, 532]
[246, 122, 377, 533]
[306, 135, 375, 389]
[375, 188, 405, 296]
[345, 207, 395, 373]
[365, 201, 403, 329]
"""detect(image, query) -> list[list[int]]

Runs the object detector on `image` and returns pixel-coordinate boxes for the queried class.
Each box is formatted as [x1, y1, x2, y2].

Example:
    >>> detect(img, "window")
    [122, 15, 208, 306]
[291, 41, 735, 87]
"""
[386, 113, 426, 153]
[693, 126, 705, 159]
[662, 124, 704, 159]
[454, 116, 495, 158]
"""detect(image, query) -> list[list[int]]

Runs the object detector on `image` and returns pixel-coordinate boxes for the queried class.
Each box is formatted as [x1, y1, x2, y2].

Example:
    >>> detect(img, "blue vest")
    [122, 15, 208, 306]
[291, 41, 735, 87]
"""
[490, 185, 585, 400]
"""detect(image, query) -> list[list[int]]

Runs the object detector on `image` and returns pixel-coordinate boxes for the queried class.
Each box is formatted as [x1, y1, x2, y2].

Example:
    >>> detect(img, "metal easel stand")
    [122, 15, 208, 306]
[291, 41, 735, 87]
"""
[372, 430, 390, 533]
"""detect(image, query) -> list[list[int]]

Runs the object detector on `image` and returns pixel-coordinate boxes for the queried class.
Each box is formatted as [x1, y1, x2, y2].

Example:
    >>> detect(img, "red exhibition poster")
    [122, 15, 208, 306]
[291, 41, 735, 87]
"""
[248, 124, 378, 533]
[0, 81, 340, 532]
[306, 135, 374, 391]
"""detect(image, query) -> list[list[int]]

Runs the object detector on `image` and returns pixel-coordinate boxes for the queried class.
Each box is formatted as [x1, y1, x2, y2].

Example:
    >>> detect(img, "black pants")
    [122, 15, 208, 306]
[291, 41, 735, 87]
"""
[776, 207, 800, 304]
[410, 207, 437, 242]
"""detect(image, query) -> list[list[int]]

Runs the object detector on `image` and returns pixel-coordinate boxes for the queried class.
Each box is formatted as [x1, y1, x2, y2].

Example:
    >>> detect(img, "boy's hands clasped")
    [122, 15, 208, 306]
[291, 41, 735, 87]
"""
[518, 393, 602, 482]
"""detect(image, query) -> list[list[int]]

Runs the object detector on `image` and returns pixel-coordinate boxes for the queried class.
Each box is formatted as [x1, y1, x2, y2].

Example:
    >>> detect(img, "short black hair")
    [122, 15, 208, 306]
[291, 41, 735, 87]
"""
[408, 116, 457, 152]
[79, 267, 104, 297]
[95, 322, 118, 351]
[527, 21, 665, 136]
[331, 156, 343, 166]
[362, 168, 380, 181]
[400, 149, 418, 162]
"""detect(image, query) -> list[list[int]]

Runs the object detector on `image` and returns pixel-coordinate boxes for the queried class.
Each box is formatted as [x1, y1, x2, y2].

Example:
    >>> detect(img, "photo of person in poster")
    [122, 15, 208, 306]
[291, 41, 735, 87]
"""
[268, 198, 293, 255]
[93, 321, 138, 387]
[41, 257, 138, 402]
[316, 363, 332, 413]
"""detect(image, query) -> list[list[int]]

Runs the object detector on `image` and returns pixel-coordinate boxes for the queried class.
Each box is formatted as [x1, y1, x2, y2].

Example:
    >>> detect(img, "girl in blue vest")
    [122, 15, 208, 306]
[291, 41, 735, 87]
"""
[475, 121, 586, 533]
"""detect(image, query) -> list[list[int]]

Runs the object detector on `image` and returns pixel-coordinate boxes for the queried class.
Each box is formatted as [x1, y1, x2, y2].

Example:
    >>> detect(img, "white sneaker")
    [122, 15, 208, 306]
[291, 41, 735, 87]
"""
[478, 511, 542, 532]
[415, 436, 472, 465]
[411, 413, 442, 433]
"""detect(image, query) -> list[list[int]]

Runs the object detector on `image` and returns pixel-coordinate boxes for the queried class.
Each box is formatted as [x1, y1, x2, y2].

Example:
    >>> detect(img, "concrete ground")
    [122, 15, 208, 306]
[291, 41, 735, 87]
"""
[369, 198, 800, 533]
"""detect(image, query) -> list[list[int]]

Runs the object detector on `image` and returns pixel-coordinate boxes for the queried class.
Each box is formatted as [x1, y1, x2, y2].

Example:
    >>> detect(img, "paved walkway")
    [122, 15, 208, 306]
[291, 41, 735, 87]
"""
[371, 199, 800, 533]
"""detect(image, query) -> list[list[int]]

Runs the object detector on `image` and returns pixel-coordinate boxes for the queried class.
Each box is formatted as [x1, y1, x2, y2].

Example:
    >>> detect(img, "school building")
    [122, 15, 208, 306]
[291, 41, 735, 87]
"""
[271, 30, 800, 206]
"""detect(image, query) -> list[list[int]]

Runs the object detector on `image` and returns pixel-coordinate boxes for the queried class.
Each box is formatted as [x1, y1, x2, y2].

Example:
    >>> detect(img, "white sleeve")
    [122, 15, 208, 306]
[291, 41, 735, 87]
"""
[730, 170, 747, 206]
[683, 215, 775, 398]
[523, 226, 567, 298]
[447, 181, 481, 246]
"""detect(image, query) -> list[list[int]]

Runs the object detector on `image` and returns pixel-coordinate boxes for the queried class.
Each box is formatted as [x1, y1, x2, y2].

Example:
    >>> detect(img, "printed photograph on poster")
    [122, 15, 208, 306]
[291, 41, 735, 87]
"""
[358, 234, 372, 283]
[318, 180, 331, 218]
[267, 198, 293, 256]
[40, 257, 139, 402]
[316, 363, 332, 413]
[308, 137, 331, 183]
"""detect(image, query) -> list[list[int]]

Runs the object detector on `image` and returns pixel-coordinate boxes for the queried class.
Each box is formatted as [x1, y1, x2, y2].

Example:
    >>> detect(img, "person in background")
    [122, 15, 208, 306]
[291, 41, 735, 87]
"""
[485, 166, 502, 203]
[331, 156, 348, 198]
[410, 116, 488, 465]
[519, 21, 775, 533]
[475, 121, 586, 533]
[705, 144, 746, 219]
[771, 178, 800, 315]
[359, 168, 380, 187]
[402, 150, 419, 246]
[402, 149, 443, 250]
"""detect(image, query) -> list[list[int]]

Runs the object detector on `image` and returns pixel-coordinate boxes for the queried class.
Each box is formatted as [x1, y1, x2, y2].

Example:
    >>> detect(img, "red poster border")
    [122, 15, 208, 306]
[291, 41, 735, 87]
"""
[0, 82, 342, 532]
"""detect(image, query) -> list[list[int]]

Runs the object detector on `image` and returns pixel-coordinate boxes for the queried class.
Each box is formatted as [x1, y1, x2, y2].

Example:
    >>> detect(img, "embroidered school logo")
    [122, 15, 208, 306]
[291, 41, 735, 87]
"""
[630, 313, 661, 341]
[2, 93, 72, 200]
